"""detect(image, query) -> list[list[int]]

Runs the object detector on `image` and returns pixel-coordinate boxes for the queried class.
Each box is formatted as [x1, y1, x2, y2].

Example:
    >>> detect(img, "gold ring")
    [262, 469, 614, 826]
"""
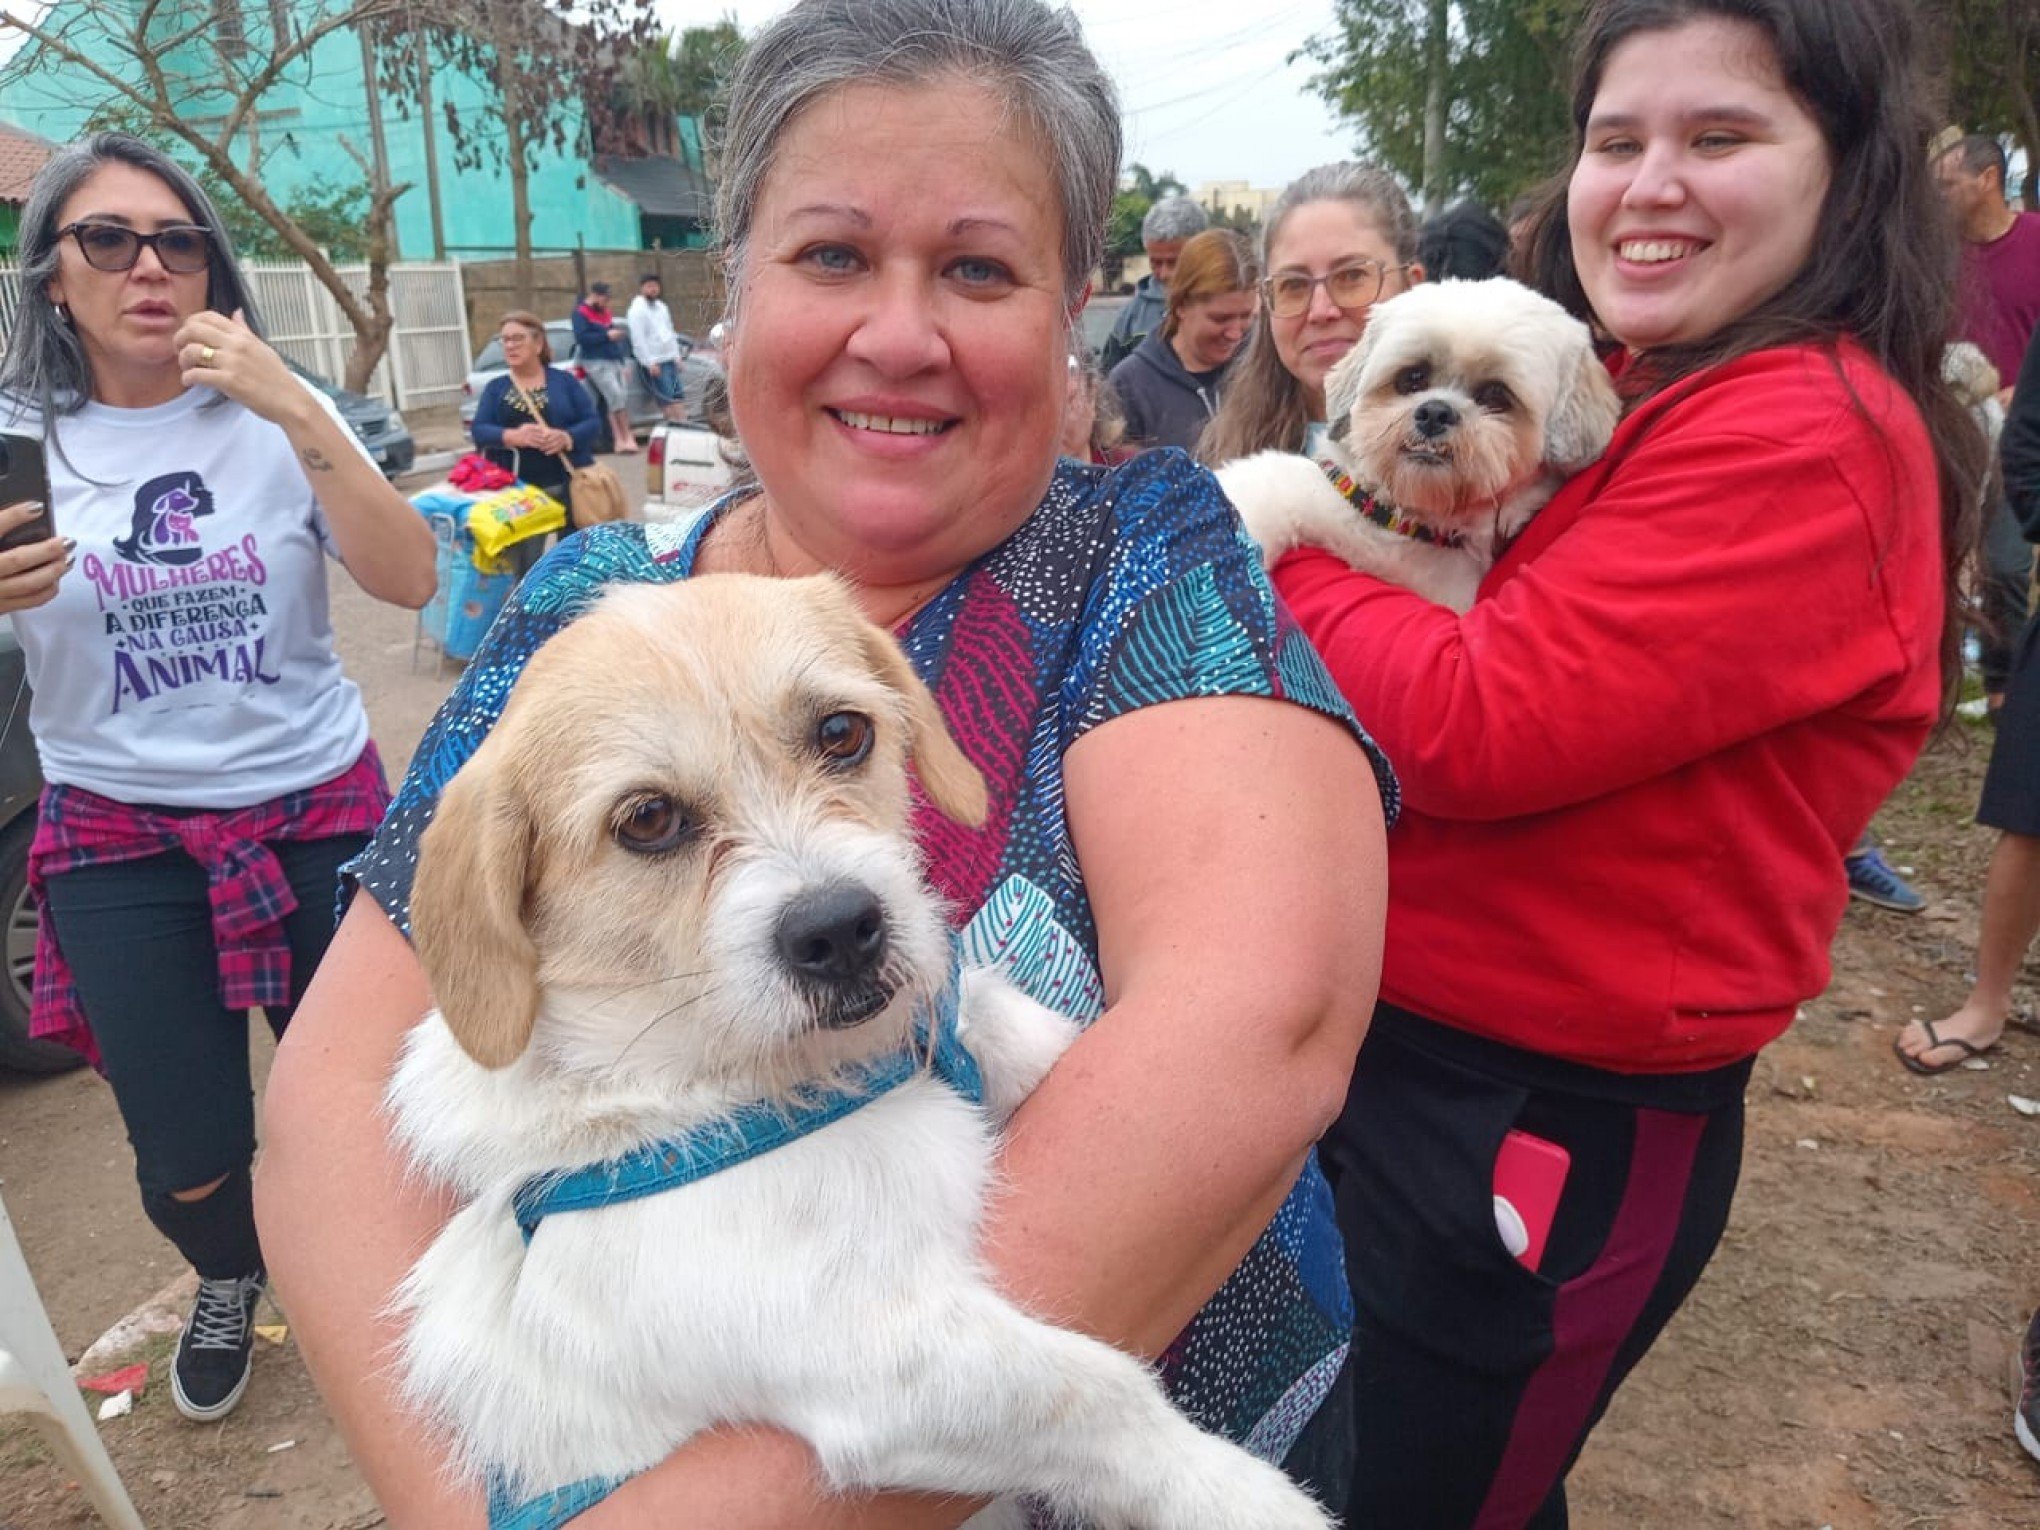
[199, 345, 216, 366]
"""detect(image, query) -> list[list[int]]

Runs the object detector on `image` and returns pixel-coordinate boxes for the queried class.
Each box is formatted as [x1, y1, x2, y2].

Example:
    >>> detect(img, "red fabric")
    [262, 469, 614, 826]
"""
[1277, 342, 1942, 1072]
[449, 453, 515, 492]
[27, 744, 391, 1068]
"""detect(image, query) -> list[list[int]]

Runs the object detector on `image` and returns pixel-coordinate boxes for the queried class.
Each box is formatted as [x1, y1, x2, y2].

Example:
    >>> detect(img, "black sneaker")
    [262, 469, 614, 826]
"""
[2020, 1308, 2040, 1464]
[171, 1270, 264, 1422]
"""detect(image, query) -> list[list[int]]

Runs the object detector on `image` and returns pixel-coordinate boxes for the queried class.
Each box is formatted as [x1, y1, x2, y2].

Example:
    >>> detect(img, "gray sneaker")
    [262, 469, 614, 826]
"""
[171, 1270, 264, 1422]
[1845, 846, 1925, 914]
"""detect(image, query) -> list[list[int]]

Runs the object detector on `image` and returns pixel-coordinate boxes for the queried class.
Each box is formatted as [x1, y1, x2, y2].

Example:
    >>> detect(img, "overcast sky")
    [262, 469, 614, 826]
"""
[654, 0, 1359, 190]
[0, 0, 1361, 190]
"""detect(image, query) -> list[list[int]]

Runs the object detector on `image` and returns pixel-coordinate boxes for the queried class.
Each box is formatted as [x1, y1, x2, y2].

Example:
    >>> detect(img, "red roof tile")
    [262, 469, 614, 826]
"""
[0, 125, 57, 205]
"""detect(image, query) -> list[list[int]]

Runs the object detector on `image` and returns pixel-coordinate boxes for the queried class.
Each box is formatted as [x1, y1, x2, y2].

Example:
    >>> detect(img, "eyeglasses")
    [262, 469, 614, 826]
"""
[59, 221, 211, 274]
[1262, 260, 1405, 319]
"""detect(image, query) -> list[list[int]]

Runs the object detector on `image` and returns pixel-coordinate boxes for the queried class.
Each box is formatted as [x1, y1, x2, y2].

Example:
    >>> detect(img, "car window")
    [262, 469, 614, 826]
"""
[1080, 299, 1127, 355]
[473, 338, 505, 370]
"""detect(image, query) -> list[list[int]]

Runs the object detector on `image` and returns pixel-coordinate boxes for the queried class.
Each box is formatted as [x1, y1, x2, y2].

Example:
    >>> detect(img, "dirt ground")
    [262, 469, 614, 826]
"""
[3, 522, 2038, 1525]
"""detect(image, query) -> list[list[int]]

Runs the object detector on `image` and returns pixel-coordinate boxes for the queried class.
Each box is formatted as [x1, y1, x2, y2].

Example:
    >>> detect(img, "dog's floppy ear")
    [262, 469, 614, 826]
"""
[1322, 328, 1376, 442]
[855, 623, 989, 829]
[1543, 335, 1624, 473]
[412, 738, 542, 1069]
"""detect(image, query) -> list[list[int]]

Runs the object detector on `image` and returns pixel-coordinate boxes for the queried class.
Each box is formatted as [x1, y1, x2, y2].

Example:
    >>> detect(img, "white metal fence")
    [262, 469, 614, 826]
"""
[0, 258, 470, 410]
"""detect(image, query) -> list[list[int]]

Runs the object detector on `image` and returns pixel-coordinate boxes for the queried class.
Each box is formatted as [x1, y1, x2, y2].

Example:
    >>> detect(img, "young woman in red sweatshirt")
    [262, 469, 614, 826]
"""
[1279, 0, 1985, 1523]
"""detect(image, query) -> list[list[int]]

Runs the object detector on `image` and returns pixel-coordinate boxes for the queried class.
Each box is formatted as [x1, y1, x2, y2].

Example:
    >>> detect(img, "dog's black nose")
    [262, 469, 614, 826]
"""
[1413, 399, 1459, 438]
[776, 883, 889, 984]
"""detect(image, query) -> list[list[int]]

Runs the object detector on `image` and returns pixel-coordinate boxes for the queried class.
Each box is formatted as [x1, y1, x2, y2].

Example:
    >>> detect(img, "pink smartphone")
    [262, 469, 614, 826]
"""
[1493, 1129, 1571, 1273]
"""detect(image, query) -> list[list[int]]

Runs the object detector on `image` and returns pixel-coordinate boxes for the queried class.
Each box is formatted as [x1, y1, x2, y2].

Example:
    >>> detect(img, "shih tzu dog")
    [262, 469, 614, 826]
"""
[1217, 278, 1622, 612]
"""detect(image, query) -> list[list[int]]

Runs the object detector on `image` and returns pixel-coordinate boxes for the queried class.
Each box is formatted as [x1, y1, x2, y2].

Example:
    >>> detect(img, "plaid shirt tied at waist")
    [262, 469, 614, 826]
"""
[27, 744, 391, 1066]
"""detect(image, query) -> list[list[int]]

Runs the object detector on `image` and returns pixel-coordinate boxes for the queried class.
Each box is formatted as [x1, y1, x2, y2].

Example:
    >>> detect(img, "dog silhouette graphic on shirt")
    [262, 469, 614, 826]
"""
[114, 471, 216, 566]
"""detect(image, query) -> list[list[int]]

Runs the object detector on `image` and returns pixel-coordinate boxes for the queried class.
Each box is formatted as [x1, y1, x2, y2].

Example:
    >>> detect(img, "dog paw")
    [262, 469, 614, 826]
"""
[1214, 451, 1337, 564]
[956, 968, 1082, 1120]
[1173, 1455, 1335, 1530]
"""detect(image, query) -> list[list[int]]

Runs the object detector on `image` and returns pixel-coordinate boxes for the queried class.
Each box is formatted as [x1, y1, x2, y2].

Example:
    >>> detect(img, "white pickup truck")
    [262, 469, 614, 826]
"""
[642, 422, 739, 522]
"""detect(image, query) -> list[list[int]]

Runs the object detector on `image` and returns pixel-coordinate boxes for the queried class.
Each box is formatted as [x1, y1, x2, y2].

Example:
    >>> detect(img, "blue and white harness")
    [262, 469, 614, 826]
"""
[487, 964, 983, 1530]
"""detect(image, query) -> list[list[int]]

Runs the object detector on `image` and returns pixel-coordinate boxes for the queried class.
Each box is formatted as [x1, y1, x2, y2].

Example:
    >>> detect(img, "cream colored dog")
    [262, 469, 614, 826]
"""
[1218, 277, 1621, 611]
[384, 574, 1330, 1529]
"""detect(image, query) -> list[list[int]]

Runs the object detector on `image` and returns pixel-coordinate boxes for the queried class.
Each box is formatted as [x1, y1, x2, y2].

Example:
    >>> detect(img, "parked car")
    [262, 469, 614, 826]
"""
[0, 628, 76, 1075]
[459, 320, 724, 453]
[644, 420, 740, 517]
[287, 360, 416, 477]
[1079, 293, 1131, 358]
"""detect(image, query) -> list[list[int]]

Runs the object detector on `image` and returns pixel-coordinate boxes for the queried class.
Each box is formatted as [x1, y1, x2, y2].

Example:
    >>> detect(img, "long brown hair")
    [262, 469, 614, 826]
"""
[1521, 0, 1985, 714]
[1197, 163, 1417, 466]
[1160, 229, 1259, 339]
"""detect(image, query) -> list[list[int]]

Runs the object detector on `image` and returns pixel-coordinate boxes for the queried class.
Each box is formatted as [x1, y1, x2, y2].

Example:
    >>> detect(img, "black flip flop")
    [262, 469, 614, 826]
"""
[1893, 1018, 1998, 1076]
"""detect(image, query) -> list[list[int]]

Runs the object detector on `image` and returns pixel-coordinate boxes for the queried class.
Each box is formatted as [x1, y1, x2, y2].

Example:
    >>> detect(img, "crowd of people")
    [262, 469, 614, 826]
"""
[0, 0, 2032, 1521]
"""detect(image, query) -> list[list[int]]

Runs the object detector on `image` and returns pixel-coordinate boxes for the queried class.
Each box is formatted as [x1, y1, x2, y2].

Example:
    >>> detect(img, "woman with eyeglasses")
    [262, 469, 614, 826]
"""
[468, 310, 601, 576]
[1197, 164, 1422, 467]
[0, 134, 434, 1427]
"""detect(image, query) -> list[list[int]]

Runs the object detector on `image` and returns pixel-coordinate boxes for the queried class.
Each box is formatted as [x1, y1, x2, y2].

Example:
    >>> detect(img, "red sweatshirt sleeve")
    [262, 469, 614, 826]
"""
[1277, 350, 1940, 821]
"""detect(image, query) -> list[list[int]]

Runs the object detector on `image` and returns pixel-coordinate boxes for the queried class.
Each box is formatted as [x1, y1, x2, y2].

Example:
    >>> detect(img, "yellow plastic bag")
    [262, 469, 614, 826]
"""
[466, 483, 566, 570]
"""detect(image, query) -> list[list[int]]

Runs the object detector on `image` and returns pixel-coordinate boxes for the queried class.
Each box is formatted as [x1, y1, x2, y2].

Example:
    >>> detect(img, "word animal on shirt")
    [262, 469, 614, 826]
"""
[85, 470, 284, 711]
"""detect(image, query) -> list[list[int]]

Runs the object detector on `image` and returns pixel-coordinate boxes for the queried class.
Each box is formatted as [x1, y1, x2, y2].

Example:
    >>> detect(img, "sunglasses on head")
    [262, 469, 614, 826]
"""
[59, 221, 212, 275]
[1261, 259, 1404, 320]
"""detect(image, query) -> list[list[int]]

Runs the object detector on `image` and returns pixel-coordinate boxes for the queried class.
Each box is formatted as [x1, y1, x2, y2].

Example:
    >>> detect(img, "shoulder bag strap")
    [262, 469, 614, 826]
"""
[509, 376, 575, 474]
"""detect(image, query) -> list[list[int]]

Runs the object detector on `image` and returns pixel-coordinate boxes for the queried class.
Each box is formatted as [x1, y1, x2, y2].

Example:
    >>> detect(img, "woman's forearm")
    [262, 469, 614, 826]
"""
[278, 402, 437, 608]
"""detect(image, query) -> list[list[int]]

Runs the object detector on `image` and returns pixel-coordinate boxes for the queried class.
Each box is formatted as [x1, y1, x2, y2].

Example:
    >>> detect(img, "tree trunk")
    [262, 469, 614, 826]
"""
[496, 43, 534, 311]
[201, 146, 398, 385]
[1422, 0, 1450, 217]
[345, 180, 406, 396]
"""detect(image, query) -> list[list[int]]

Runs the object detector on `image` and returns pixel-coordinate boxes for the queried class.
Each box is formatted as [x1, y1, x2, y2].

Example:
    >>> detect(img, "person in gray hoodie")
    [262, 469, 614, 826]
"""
[1108, 228, 1259, 454]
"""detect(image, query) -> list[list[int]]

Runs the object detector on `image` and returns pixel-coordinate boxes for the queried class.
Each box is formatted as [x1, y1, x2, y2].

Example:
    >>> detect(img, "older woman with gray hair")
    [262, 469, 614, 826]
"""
[257, 0, 1388, 1524]
[0, 133, 434, 1426]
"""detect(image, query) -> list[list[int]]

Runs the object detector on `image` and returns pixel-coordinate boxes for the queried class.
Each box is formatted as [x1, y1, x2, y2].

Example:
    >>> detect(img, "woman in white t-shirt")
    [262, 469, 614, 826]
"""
[0, 134, 435, 1425]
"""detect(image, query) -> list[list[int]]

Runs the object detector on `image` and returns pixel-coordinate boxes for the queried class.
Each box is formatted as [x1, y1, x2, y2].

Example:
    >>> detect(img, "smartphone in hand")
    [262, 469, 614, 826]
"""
[0, 431, 54, 552]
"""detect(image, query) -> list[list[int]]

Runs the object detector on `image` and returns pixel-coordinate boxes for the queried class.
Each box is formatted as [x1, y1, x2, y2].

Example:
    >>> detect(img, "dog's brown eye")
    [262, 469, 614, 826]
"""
[1473, 382, 1515, 414]
[1395, 364, 1430, 395]
[612, 794, 695, 855]
[815, 710, 875, 766]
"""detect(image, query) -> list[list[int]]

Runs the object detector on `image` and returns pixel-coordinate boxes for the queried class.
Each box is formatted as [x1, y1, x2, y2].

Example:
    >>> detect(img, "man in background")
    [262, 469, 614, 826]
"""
[627, 274, 690, 424]
[1939, 134, 2040, 715]
[1850, 135, 2040, 915]
[1940, 134, 2040, 407]
[1101, 196, 1209, 370]
[572, 281, 638, 454]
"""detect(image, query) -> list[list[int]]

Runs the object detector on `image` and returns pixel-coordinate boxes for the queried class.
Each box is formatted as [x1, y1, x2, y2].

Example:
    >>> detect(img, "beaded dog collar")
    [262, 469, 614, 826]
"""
[1319, 460, 1466, 549]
